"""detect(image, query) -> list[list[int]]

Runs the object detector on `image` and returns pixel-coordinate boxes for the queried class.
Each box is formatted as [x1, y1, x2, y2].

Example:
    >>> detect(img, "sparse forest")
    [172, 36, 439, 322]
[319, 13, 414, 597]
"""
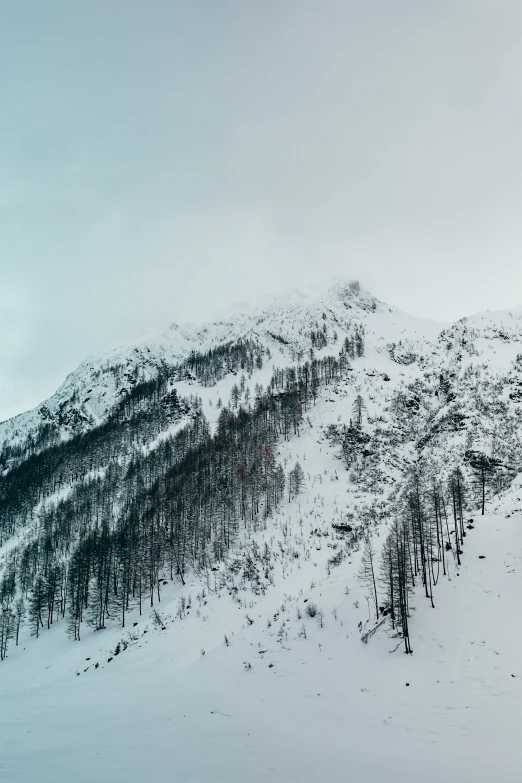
[0, 347, 351, 657]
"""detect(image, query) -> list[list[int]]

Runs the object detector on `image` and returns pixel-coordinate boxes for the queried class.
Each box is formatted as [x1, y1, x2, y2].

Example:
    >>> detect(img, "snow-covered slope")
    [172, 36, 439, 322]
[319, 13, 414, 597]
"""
[0, 323, 201, 450]
[2, 280, 522, 783]
[2, 446, 522, 783]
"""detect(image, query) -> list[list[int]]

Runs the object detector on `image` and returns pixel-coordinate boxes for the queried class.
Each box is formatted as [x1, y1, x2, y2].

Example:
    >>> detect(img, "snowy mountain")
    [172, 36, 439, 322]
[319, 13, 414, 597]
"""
[0, 279, 441, 450]
[2, 280, 522, 783]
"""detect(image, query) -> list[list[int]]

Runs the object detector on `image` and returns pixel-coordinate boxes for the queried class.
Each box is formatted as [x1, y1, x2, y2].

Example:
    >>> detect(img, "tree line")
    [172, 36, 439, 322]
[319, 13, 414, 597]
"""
[0, 352, 342, 657]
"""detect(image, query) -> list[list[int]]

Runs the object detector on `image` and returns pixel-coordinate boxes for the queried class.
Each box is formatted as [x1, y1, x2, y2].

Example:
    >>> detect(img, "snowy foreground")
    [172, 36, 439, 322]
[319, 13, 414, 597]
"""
[1, 496, 521, 782]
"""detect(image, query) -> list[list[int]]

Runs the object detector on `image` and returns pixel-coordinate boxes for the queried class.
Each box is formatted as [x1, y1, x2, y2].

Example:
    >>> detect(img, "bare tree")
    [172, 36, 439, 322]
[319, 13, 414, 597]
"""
[358, 535, 379, 620]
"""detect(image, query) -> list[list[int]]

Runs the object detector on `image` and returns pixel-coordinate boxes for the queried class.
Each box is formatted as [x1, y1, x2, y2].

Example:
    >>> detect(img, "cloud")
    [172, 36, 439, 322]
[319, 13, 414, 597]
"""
[2, 1, 522, 419]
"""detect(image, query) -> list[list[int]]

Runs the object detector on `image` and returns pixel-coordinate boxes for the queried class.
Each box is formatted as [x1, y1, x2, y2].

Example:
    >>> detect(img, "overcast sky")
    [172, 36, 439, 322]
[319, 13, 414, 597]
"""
[2, 1, 522, 421]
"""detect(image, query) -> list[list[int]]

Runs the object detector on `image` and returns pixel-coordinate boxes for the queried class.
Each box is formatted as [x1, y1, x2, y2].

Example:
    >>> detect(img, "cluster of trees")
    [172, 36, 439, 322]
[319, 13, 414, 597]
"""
[0, 350, 324, 657]
[343, 329, 365, 360]
[310, 326, 329, 350]
[324, 394, 372, 469]
[359, 466, 468, 653]
[270, 354, 348, 410]
[228, 373, 255, 411]
[0, 381, 191, 545]
[183, 340, 267, 386]
[0, 420, 63, 469]
[308, 323, 365, 357]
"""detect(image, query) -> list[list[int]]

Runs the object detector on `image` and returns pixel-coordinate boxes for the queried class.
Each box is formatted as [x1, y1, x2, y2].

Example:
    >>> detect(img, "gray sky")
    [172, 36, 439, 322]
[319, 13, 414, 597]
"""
[2, 0, 522, 421]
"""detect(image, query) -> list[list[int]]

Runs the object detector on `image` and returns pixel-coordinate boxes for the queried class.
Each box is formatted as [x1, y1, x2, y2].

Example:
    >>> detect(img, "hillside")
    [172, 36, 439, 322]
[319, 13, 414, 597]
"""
[1, 280, 522, 782]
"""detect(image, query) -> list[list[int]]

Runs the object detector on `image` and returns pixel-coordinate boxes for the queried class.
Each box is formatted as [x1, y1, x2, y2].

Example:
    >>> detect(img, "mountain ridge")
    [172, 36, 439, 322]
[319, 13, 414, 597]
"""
[0, 280, 443, 440]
